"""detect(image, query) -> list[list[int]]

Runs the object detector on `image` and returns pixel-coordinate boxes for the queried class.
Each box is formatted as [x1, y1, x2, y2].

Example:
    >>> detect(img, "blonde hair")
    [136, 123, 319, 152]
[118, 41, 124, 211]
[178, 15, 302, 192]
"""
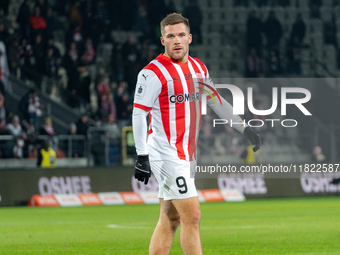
[43, 116, 52, 126]
[160, 13, 190, 35]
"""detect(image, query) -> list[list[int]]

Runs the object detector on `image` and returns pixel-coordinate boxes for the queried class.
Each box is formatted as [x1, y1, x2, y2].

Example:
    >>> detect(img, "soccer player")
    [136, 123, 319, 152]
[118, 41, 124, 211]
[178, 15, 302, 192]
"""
[132, 13, 261, 255]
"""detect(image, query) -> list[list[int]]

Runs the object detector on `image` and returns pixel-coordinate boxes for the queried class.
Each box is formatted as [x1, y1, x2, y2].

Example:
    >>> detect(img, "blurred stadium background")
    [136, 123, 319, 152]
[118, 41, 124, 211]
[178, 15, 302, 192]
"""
[0, 0, 339, 207]
[0, 1, 339, 254]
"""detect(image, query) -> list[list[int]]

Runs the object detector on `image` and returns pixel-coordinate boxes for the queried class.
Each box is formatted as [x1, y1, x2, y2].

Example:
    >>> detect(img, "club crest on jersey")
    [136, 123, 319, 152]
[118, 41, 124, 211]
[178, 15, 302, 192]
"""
[135, 83, 146, 100]
[185, 74, 192, 80]
[138, 86, 143, 93]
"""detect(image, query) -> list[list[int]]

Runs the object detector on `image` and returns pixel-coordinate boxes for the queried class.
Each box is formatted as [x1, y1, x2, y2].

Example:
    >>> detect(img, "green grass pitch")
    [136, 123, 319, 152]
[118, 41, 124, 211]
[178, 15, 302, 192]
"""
[0, 197, 339, 254]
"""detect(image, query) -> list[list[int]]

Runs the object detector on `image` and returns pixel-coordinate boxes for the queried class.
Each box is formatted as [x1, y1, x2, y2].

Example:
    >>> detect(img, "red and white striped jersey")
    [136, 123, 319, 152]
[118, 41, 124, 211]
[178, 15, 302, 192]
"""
[133, 54, 211, 161]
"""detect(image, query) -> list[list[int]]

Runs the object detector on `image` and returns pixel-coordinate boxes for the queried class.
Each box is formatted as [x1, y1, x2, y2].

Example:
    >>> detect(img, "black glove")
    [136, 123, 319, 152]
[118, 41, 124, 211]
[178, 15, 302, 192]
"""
[330, 178, 340, 185]
[244, 126, 261, 152]
[134, 155, 151, 185]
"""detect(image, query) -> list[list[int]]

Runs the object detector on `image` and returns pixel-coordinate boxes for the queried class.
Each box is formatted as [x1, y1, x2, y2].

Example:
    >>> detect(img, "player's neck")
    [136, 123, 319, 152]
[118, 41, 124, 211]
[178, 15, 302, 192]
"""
[163, 53, 188, 64]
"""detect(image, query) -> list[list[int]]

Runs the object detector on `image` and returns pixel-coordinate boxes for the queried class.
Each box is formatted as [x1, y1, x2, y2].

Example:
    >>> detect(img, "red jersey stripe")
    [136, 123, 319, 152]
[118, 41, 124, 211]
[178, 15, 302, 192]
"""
[133, 103, 152, 111]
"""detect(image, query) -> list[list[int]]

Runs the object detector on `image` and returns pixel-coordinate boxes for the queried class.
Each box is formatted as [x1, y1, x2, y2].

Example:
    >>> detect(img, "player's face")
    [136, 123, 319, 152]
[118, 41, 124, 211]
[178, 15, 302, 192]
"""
[161, 23, 192, 63]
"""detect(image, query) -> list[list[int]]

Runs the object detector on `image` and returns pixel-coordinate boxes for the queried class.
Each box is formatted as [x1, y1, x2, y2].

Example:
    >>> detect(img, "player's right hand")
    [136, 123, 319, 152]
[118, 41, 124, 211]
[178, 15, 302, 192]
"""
[134, 155, 151, 185]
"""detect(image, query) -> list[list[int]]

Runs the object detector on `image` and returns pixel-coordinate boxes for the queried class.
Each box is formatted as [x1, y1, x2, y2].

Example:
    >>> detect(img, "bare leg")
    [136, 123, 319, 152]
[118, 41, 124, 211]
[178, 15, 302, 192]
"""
[149, 199, 181, 255]
[172, 196, 202, 255]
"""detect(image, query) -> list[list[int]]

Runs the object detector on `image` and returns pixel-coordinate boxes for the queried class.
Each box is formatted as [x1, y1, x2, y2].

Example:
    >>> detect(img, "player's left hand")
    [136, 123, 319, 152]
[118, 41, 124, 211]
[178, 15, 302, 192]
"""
[134, 155, 151, 185]
[244, 126, 261, 152]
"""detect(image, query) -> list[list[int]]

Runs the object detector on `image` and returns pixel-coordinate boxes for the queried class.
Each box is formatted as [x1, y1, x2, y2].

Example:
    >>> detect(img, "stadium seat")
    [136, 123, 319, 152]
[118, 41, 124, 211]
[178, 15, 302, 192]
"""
[210, 0, 222, 8]
[202, 9, 210, 22]
[284, 7, 297, 24]
[218, 71, 229, 77]
[220, 46, 233, 59]
[323, 0, 333, 7]
[310, 33, 323, 45]
[309, 20, 322, 35]
[203, 10, 223, 32]
[313, 43, 323, 59]
[190, 45, 209, 62]
[282, 23, 291, 37]
[260, 6, 272, 17]
[225, 0, 233, 8]
[233, 7, 248, 24]
[223, 9, 234, 23]
[207, 69, 218, 78]
[212, 8, 224, 22]
[297, 0, 309, 8]
[335, 19, 340, 32]
[337, 33, 340, 47]
[301, 63, 312, 75]
[273, 6, 286, 23]
[173, 0, 185, 11]
[334, 6, 340, 17]
[301, 49, 311, 62]
[323, 45, 337, 73]
[299, 7, 310, 21]
[207, 32, 221, 47]
[220, 23, 234, 34]
[320, 7, 333, 22]
[323, 45, 337, 58]
[196, 0, 207, 8]
[316, 65, 327, 77]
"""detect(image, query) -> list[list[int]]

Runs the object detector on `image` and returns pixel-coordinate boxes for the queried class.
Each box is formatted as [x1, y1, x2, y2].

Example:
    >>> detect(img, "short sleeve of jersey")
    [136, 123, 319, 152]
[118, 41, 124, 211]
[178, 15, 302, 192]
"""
[133, 69, 162, 111]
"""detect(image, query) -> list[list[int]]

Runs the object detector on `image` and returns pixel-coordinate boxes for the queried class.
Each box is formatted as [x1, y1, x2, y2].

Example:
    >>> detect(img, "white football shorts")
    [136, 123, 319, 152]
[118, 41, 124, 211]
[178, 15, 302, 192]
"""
[150, 159, 197, 200]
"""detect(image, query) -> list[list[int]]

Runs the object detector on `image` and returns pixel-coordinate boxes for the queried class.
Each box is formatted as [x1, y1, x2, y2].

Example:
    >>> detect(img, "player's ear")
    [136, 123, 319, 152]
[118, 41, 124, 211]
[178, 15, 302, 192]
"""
[160, 36, 165, 46]
[189, 34, 192, 44]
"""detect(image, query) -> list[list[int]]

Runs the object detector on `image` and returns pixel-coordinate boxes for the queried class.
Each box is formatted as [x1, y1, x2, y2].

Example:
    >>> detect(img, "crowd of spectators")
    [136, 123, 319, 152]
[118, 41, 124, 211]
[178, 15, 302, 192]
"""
[0, 0, 172, 161]
[6, 0, 184, 114]
[245, 10, 307, 77]
[245, 1, 339, 78]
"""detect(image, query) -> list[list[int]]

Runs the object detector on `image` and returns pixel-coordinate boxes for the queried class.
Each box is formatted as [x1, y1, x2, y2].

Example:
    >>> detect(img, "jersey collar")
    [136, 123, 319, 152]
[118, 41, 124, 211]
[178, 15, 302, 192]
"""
[156, 54, 189, 67]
